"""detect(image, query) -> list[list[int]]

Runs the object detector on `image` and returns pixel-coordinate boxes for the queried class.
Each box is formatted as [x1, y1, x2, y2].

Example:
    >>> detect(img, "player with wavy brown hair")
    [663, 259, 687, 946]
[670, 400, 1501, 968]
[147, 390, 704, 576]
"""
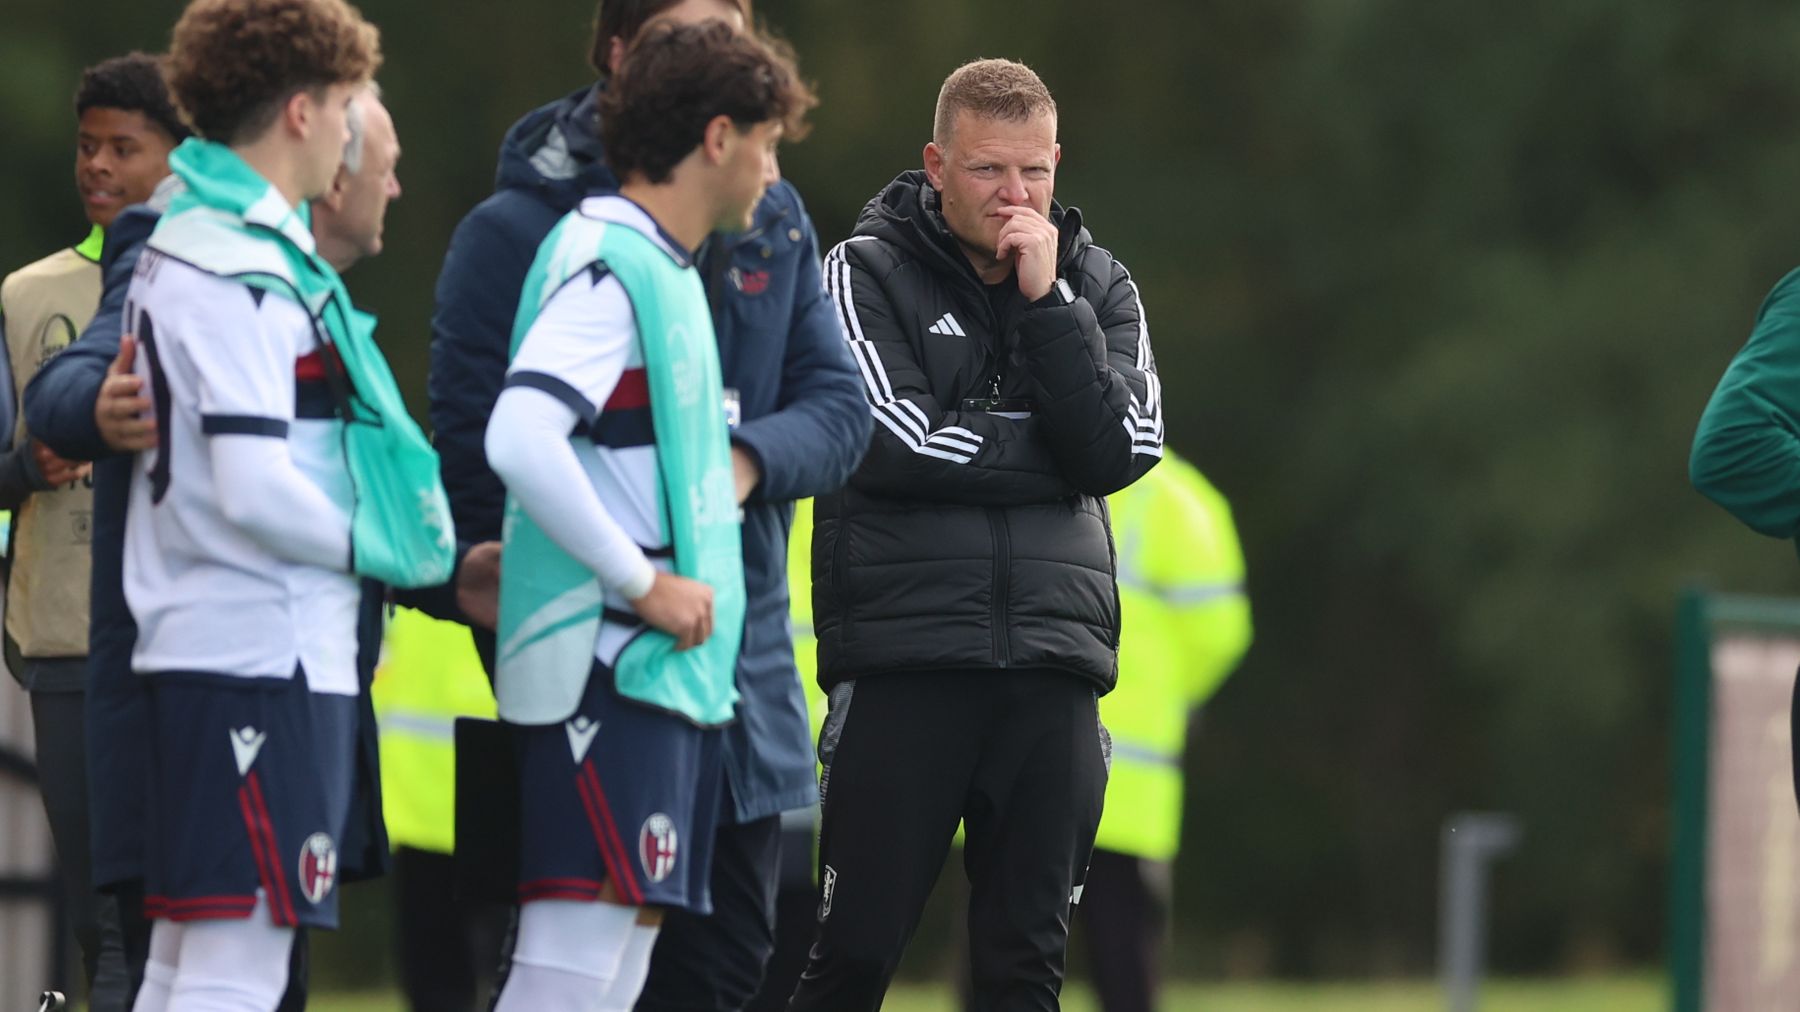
[481, 21, 818, 1012]
[429, 2, 869, 1010]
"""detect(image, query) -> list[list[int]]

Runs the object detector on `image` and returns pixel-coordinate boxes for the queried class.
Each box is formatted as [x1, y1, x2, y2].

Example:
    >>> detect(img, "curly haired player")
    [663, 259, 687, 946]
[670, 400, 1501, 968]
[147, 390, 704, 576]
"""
[117, 1, 382, 1009]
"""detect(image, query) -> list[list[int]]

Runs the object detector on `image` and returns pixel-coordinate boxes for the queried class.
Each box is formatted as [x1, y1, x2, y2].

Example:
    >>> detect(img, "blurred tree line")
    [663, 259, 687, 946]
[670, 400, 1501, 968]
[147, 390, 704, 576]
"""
[7, 0, 1800, 982]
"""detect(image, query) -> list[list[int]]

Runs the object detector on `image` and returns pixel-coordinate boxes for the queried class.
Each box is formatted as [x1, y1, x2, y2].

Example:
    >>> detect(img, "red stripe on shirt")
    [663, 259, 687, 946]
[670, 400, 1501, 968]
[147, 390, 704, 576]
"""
[605, 369, 649, 411]
[294, 346, 345, 383]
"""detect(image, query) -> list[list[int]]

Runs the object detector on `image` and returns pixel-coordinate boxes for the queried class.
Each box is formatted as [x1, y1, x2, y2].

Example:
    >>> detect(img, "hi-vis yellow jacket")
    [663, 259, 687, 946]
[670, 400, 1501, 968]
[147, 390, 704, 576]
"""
[1096, 452, 1250, 860]
[372, 607, 496, 854]
[788, 498, 828, 745]
[787, 450, 1250, 862]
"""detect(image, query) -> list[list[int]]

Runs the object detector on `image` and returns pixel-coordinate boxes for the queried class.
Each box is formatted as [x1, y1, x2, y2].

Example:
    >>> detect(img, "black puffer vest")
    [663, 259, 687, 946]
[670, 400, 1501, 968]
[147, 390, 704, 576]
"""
[813, 172, 1128, 692]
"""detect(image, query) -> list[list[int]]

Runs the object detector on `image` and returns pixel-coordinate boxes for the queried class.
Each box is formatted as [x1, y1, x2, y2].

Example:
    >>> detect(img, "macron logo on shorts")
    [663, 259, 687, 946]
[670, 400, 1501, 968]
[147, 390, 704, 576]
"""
[230, 727, 267, 776]
[565, 717, 600, 763]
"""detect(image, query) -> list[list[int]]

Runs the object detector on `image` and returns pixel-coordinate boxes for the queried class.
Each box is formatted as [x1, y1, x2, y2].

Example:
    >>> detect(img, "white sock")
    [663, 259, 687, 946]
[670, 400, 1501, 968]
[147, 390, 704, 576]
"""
[597, 922, 661, 1010]
[493, 900, 638, 1011]
[167, 892, 293, 1011]
[130, 920, 183, 1012]
[494, 961, 609, 1012]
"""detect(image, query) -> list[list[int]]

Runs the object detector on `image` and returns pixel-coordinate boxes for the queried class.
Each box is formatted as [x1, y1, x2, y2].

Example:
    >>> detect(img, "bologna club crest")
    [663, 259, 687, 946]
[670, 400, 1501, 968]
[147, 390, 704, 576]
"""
[299, 833, 338, 904]
[639, 814, 679, 883]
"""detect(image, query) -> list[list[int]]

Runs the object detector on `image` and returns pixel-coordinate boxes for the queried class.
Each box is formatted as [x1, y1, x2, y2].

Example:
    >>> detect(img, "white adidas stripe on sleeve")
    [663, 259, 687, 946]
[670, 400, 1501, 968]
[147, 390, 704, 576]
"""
[1091, 246, 1165, 459]
[825, 240, 986, 465]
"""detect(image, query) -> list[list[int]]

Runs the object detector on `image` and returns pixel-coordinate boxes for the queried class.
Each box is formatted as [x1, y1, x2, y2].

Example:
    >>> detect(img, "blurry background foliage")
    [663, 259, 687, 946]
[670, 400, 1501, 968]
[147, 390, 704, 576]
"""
[8, 0, 1800, 982]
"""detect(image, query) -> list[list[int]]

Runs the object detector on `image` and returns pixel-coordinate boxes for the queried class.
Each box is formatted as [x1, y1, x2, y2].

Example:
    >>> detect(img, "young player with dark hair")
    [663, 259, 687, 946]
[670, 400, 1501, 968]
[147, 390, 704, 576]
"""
[482, 21, 815, 1011]
[0, 50, 187, 1009]
[430, 2, 869, 1009]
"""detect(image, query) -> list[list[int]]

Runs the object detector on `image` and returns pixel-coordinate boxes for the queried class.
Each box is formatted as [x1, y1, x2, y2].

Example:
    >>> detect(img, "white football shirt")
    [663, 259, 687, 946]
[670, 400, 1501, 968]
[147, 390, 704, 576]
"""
[121, 249, 360, 695]
[499, 195, 688, 666]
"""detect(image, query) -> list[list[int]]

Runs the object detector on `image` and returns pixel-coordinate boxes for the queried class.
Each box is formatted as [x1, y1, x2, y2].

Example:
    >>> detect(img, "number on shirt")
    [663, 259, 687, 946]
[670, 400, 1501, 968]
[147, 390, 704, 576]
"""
[133, 308, 173, 504]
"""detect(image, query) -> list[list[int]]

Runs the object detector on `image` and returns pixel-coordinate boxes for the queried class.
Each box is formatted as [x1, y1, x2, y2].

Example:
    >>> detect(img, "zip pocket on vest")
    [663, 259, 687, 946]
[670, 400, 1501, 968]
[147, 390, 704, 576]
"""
[987, 508, 1011, 666]
[832, 516, 854, 641]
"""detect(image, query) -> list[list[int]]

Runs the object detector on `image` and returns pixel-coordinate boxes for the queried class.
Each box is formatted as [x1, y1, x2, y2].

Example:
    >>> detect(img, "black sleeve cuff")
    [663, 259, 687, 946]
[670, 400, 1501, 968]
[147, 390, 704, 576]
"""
[1030, 278, 1077, 309]
[729, 434, 764, 499]
[505, 371, 599, 427]
[202, 414, 290, 438]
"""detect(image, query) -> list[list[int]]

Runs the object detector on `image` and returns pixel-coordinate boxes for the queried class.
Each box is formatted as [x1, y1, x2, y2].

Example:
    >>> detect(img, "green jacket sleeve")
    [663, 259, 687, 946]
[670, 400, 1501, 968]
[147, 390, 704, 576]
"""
[1692, 268, 1800, 538]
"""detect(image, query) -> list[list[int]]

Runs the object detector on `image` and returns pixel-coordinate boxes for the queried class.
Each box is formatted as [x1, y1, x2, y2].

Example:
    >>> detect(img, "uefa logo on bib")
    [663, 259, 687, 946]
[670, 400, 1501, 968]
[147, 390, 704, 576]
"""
[299, 833, 338, 904]
[639, 814, 679, 883]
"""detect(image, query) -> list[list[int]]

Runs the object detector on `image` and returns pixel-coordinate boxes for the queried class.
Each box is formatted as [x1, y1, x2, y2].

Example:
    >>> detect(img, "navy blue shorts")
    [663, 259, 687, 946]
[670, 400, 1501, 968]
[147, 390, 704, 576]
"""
[138, 668, 356, 928]
[512, 664, 724, 913]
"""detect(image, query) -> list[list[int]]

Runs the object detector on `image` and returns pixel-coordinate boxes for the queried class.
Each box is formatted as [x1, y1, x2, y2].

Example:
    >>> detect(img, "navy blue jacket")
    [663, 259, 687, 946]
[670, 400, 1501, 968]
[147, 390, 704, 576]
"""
[28, 205, 464, 887]
[430, 87, 871, 823]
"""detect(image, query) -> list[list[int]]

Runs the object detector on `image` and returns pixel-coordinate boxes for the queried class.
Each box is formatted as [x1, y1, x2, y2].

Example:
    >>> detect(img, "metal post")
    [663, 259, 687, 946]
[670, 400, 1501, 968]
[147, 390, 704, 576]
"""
[1439, 812, 1522, 1012]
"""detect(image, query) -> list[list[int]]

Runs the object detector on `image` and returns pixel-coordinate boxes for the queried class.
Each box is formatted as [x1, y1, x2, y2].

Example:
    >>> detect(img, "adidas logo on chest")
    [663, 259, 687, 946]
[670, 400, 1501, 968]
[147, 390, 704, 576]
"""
[925, 312, 967, 337]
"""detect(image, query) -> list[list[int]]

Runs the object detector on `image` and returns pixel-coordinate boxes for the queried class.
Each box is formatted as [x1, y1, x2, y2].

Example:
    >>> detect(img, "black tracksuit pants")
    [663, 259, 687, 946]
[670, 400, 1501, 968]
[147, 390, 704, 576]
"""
[393, 846, 509, 1011]
[636, 811, 783, 1010]
[787, 669, 1108, 1012]
[953, 849, 1172, 1012]
[29, 688, 130, 1009]
[1074, 850, 1171, 1012]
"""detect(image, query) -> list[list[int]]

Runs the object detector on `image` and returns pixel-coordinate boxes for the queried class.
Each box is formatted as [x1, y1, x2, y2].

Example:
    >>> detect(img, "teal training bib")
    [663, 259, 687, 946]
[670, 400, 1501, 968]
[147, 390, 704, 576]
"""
[495, 205, 744, 727]
[152, 139, 455, 589]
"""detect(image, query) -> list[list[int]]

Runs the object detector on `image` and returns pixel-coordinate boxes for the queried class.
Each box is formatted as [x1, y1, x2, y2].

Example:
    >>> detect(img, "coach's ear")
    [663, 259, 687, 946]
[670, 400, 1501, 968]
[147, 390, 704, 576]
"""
[702, 114, 735, 166]
[923, 140, 946, 191]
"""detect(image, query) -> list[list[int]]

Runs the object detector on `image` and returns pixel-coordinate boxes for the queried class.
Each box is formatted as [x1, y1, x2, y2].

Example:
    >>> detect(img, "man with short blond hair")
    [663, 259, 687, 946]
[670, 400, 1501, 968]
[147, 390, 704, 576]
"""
[931, 58, 1057, 147]
[791, 58, 1164, 1012]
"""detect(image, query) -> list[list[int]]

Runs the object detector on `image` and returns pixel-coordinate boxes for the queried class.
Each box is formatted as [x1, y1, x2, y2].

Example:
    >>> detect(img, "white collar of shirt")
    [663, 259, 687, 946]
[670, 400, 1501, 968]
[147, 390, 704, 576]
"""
[243, 187, 319, 257]
[575, 194, 691, 268]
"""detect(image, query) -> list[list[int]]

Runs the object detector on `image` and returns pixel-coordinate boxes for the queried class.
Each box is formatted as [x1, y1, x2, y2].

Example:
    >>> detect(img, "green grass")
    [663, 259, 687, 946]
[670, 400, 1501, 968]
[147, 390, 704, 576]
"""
[314, 975, 1664, 1011]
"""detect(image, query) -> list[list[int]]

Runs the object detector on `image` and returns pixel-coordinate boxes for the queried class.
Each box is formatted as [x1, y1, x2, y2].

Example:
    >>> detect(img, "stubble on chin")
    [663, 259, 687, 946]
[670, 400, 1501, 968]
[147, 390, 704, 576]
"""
[951, 227, 1002, 274]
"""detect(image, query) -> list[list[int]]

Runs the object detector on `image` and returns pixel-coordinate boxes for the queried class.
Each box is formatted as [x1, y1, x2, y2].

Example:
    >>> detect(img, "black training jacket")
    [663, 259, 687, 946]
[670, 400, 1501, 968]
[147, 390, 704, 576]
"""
[812, 170, 1164, 693]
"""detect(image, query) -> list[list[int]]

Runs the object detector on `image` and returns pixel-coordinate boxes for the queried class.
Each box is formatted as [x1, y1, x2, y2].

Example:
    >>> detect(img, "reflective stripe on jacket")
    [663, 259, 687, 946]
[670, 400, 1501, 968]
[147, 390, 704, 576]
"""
[373, 607, 496, 854]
